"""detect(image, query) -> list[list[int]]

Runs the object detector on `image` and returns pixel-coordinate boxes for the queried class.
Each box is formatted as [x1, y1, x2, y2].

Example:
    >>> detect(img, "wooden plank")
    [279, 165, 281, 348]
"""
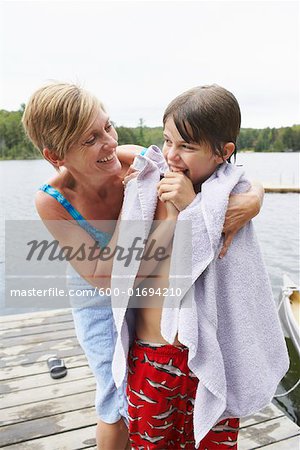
[0, 354, 87, 381]
[3, 390, 95, 425]
[1, 424, 97, 449]
[239, 415, 300, 449]
[0, 346, 84, 369]
[240, 404, 285, 427]
[2, 409, 298, 450]
[0, 407, 97, 446]
[0, 309, 71, 324]
[1, 309, 299, 450]
[0, 336, 80, 357]
[0, 377, 96, 410]
[263, 185, 300, 193]
[0, 320, 75, 339]
[258, 435, 300, 448]
[0, 312, 73, 331]
[0, 365, 93, 395]
[1, 328, 77, 347]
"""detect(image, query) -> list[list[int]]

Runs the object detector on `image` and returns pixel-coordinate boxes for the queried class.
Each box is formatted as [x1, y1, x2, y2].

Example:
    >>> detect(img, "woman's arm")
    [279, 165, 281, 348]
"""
[157, 173, 265, 257]
[35, 189, 178, 290]
[219, 180, 264, 258]
[116, 145, 145, 166]
[35, 190, 120, 289]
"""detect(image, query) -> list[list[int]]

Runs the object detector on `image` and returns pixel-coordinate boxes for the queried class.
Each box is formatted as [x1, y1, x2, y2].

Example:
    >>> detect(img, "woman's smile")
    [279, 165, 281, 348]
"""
[97, 153, 116, 164]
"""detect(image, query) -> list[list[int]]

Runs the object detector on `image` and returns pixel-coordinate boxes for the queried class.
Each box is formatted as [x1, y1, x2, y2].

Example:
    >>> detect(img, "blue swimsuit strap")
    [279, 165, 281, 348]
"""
[39, 184, 111, 248]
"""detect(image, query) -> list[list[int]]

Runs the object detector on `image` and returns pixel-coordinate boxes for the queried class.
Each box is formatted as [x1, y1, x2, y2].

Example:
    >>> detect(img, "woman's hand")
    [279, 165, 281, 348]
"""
[157, 171, 196, 211]
[219, 183, 264, 258]
[122, 165, 139, 186]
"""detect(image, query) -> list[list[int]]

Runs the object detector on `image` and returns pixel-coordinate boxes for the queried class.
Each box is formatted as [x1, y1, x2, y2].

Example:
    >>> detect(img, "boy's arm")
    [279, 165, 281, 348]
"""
[134, 200, 179, 284]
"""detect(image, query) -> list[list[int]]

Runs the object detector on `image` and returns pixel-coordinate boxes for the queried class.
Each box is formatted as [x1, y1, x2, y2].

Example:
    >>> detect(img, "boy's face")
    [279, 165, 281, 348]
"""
[163, 117, 224, 185]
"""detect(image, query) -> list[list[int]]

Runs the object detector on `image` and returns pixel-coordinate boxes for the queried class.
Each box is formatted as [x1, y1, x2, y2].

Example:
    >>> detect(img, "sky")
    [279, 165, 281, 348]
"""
[0, 0, 299, 128]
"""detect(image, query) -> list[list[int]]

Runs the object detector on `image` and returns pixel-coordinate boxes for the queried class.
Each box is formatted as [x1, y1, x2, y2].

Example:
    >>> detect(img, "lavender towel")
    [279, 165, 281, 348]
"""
[111, 145, 289, 448]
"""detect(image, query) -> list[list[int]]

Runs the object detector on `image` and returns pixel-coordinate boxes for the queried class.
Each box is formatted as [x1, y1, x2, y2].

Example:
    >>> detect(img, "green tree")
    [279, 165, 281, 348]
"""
[0, 108, 299, 159]
[115, 126, 138, 145]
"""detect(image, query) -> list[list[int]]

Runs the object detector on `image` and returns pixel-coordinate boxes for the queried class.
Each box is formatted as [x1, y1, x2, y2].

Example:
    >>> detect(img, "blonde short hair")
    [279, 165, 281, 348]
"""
[22, 82, 103, 160]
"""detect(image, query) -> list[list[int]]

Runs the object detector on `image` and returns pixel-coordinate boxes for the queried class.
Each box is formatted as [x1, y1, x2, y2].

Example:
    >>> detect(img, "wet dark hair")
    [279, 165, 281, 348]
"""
[163, 84, 241, 162]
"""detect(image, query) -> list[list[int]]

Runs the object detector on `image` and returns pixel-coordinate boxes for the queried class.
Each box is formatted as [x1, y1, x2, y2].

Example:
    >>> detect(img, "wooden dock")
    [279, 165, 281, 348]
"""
[1, 309, 299, 449]
[263, 185, 300, 193]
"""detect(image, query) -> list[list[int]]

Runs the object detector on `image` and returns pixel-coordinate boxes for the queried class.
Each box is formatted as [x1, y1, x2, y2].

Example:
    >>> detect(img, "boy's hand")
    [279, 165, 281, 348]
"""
[157, 171, 196, 211]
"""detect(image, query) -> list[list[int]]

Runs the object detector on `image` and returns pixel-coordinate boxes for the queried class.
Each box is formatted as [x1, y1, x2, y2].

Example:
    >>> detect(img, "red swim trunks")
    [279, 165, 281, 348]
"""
[127, 339, 240, 449]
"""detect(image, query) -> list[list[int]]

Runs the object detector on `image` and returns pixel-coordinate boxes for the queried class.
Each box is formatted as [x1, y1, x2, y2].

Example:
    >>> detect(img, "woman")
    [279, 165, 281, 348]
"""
[22, 82, 264, 450]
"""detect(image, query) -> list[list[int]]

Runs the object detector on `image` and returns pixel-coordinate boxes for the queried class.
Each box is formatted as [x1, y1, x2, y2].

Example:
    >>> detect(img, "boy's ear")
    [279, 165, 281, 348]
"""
[222, 142, 235, 161]
[43, 148, 65, 168]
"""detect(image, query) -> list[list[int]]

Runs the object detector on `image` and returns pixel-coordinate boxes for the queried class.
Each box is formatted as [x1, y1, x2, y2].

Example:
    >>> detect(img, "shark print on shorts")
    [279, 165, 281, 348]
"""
[127, 339, 240, 449]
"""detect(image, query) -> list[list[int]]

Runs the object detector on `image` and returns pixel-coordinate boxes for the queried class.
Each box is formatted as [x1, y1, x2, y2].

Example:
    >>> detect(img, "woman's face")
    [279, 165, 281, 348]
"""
[64, 108, 122, 176]
[162, 116, 223, 185]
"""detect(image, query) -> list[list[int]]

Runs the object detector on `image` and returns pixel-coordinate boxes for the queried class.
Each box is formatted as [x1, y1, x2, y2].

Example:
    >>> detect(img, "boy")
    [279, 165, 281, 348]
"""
[112, 85, 289, 449]
[21, 82, 267, 449]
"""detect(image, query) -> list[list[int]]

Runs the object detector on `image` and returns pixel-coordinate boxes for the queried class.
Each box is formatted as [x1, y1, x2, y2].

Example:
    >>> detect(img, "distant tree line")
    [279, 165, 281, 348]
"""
[0, 107, 299, 160]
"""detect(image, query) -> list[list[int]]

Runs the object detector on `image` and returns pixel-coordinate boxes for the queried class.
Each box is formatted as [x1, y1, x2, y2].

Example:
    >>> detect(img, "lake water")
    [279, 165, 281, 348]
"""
[1, 153, 299, 305]
[0, 152, 299, 423]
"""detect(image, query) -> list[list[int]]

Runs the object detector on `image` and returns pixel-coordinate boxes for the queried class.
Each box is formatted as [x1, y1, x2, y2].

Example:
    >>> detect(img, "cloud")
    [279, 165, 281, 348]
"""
[1, 0, 299, 127]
